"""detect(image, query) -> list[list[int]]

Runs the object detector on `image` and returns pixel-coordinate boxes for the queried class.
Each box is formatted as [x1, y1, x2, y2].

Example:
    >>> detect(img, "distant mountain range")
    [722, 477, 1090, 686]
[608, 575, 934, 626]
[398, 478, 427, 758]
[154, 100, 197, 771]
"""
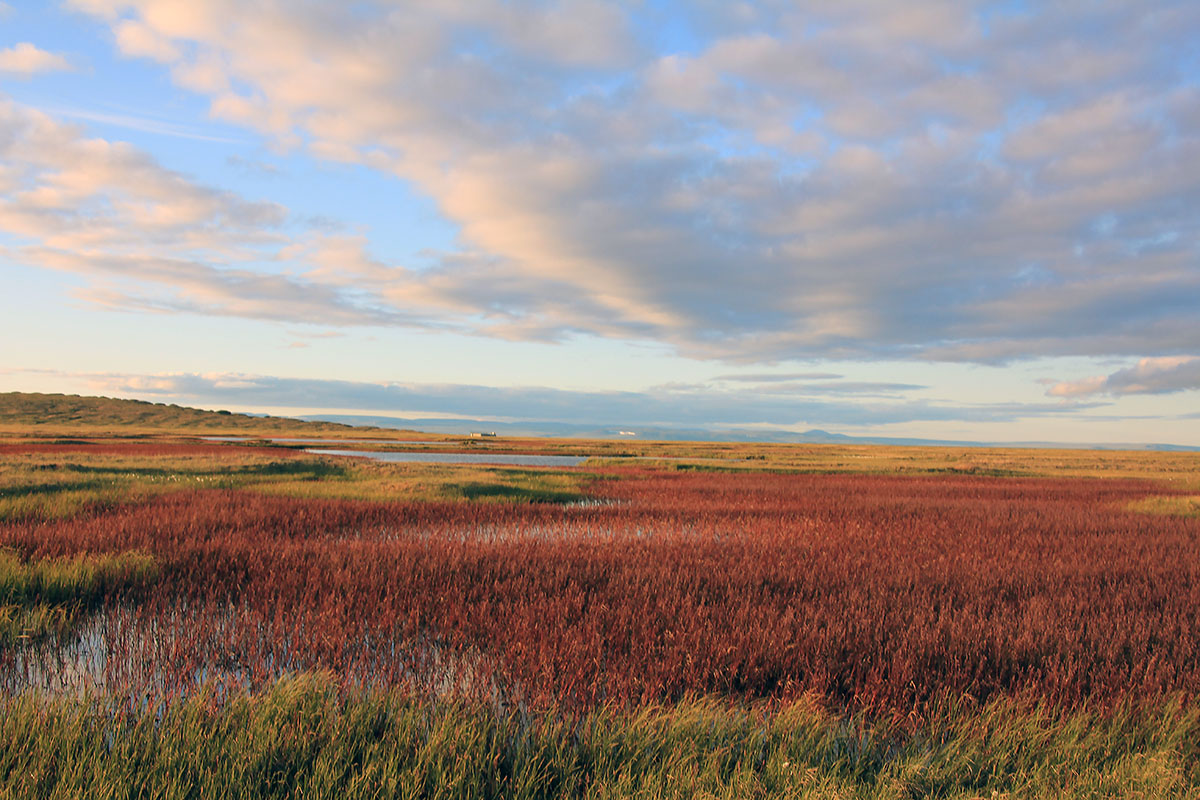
[304, 413, 1200, 452]
[3, 393, 1194, 451]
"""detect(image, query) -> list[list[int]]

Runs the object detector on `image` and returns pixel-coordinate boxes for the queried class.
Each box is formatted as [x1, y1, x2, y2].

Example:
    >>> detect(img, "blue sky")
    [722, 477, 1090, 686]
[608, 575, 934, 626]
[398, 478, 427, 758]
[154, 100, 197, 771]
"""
[1, 0, 1198, 444]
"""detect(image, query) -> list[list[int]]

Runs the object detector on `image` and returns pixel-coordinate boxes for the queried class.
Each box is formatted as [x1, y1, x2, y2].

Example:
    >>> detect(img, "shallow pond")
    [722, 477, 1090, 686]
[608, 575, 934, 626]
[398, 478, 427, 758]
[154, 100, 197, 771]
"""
[307, 449, 589, 467]
[202, 436, 438, 445]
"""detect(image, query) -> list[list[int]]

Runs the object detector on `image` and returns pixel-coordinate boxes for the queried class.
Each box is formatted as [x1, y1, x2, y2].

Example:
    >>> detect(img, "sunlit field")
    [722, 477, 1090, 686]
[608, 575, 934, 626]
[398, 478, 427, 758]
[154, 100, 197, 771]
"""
[2, 399, 1199, 798]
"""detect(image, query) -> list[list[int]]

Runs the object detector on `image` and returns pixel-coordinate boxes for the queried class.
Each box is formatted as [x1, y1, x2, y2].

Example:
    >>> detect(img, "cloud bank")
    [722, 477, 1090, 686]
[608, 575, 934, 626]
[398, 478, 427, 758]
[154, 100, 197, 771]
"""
[4, 1, 1198, 366]
[42, 369, 1099, 430]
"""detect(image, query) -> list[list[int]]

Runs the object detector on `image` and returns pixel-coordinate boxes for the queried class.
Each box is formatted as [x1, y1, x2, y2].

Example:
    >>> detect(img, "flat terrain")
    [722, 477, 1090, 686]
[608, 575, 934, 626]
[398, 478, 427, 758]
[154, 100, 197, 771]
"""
[1, 394, 1199, 798]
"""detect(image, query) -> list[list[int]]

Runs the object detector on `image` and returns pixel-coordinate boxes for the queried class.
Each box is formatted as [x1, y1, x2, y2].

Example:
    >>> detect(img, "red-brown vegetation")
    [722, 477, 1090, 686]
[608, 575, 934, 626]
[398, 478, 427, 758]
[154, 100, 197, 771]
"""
[2, 470, 1197, 713]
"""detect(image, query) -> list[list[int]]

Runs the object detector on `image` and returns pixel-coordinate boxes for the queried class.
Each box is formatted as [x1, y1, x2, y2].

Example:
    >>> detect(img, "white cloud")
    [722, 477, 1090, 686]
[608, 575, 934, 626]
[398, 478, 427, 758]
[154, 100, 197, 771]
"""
[0, 99, 431, 328]
[0, 43, 72, 76]
[1048, 357, 1200, 398]
[113, 18, 181, 62]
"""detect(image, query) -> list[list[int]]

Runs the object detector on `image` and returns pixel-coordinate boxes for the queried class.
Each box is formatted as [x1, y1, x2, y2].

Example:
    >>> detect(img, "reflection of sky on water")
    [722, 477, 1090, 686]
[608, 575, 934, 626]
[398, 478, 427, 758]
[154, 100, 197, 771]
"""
[310, 449, 587, 467]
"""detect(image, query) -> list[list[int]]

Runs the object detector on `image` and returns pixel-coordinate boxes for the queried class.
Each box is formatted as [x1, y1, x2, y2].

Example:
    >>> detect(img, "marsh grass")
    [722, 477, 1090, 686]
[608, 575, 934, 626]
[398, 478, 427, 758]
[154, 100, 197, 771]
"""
[1128, 494, 1200, 517]
[591, 445, 1200, 483]
[0, 548, 158, 645]
[2, 421, 1200, 796]
[1, 675, 1196, 799]
[0, 451, 317, 521]
[257, 461, 597, 504]
[0, 603, 75, 646]
[0, 449, 598, 522]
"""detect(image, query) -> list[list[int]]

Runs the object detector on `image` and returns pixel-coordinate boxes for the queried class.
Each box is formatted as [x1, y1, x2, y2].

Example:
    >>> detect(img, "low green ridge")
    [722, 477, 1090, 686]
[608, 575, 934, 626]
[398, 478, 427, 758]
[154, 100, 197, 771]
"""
[0, 392, 390, 435]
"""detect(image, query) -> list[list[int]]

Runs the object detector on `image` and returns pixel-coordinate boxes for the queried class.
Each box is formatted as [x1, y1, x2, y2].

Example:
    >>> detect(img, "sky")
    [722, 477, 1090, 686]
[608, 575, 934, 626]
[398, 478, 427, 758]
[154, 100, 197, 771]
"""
[1, 0, 1198, 444]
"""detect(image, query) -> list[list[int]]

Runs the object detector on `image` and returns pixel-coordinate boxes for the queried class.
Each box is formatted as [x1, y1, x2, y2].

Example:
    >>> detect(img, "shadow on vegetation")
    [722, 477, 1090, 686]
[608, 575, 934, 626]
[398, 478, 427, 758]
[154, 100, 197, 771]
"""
[8, 460, 351, 486]
[239, 461, 352, 479]
[926, 466, 1029, 477]
[0, 481, 121, 501]
[451, 482, 585, 504]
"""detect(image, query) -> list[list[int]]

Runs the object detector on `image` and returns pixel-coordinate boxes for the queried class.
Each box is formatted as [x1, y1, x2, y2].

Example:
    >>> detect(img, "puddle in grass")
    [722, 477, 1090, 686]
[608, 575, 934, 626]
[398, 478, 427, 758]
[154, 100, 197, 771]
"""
[203, 438, 589, 467]
[206, 437, 757, 468]
[3, 604, 501, 705]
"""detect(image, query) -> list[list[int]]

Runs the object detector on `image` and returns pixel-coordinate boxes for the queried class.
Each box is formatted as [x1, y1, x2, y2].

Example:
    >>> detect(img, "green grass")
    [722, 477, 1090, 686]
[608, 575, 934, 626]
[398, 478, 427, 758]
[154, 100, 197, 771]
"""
[1128, 494, 1200, 517]
[0, 548, 158, 645]
[0, 452, 349, 521]
[0, 448, 599, 521]
[2, 675, 1196, 799]
[0, 603, 76, 646]
[259, 462, 597, 504]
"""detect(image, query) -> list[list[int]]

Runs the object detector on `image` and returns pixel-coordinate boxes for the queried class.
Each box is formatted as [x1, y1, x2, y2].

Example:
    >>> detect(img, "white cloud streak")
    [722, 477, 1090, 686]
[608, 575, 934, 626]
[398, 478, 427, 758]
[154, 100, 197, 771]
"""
[42, 105, 246, 143]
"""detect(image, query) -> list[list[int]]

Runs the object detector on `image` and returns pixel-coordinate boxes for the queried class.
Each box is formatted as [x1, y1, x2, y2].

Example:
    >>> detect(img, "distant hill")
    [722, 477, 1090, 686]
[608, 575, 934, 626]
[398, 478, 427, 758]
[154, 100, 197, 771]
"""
[0, 392, 404, 436]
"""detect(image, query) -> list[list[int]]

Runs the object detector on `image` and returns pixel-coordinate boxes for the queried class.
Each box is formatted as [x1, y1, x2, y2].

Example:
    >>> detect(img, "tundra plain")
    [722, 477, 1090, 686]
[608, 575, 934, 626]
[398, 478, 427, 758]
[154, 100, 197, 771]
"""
[1, 394, 1198, 798]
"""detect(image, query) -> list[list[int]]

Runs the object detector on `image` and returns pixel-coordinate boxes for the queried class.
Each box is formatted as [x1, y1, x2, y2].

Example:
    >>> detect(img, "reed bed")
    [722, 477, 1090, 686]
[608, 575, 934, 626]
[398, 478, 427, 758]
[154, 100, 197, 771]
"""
[1, 469, 1196, 714]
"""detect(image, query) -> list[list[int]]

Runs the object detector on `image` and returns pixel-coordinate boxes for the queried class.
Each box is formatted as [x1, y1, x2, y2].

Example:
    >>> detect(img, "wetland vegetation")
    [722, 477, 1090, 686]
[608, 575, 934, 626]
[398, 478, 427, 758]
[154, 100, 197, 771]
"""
[1, 393, 1198, 797]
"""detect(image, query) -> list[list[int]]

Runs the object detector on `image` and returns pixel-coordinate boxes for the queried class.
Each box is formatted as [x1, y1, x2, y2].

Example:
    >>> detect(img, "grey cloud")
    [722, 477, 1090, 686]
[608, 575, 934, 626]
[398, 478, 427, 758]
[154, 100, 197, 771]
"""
[225, 155, 282, 177]
[714, 373, 843, 382]
[1048, 357, 1200, 398]
[759, 382, 928, 396]
[704, 376, 926, 396]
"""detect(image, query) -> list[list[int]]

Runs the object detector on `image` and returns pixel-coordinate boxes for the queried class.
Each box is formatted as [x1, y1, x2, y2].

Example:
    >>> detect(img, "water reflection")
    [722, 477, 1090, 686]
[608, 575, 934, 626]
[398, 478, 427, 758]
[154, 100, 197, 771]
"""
[308, 449, 588, 467]
[202, 436, 437, 445]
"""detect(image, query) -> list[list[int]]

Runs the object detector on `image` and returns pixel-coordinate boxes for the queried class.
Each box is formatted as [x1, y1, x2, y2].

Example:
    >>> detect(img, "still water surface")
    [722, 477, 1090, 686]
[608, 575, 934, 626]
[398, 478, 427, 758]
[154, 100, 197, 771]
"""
[308, 449, 588, 467]
[203, 436, 436, 445]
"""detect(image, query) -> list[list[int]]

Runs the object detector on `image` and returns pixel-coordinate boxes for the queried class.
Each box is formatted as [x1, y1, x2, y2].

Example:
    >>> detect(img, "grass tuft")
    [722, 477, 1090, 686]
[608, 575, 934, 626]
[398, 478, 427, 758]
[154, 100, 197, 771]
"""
[0, 548, 158, 645]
